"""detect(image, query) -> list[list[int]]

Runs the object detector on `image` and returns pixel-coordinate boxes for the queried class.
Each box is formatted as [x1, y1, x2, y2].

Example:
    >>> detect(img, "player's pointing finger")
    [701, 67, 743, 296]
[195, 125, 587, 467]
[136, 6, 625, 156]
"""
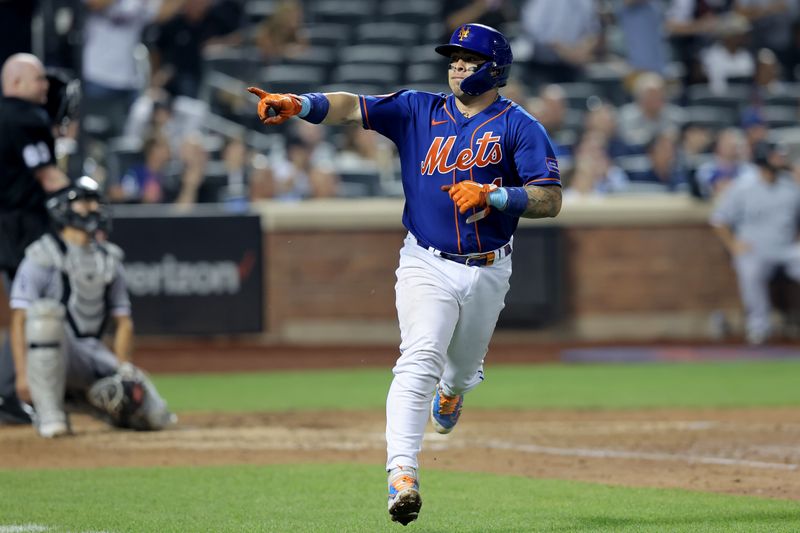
[247, 87, 268, 98]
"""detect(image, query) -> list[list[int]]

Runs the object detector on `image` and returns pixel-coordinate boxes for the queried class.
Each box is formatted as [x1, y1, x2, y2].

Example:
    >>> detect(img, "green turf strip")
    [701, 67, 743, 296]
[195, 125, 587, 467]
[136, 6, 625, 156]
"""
[0, 464, 800, 533]
[152, 360, 800, 412]
[0, 464, 797, 532]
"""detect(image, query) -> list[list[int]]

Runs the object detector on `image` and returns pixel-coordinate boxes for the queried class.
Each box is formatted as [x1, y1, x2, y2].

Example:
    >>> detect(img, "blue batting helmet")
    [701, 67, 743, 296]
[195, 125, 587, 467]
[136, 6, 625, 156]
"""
[435, 23, 513, 96]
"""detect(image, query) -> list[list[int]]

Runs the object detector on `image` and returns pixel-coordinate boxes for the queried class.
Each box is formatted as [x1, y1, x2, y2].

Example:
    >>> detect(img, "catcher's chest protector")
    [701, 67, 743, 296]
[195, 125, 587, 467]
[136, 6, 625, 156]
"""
[27, 234, 118, 338]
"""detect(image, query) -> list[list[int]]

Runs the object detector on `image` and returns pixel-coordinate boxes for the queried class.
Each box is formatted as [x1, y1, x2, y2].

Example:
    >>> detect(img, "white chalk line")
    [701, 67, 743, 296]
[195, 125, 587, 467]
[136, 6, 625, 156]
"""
[0, 526, 111, 533]
[474, 439, 799, 471]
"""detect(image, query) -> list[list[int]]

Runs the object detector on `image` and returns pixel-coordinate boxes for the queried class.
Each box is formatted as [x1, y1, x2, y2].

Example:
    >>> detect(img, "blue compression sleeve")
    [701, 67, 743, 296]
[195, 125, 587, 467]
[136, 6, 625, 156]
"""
[298, 93, 330, 124]
[489, 187, 528, 217]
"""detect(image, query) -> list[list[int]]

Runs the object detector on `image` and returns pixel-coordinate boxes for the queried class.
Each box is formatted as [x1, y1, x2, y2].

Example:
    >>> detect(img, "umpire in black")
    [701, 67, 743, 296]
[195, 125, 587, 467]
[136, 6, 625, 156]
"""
[0, 53, 69, 424]
[0, 53, 69, 282]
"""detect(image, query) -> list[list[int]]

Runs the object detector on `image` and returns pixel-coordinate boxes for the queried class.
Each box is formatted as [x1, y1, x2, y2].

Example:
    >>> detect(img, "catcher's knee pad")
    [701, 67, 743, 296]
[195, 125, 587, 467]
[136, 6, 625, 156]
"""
[87, 362, 174, 430]
[25, 299, 67, 430]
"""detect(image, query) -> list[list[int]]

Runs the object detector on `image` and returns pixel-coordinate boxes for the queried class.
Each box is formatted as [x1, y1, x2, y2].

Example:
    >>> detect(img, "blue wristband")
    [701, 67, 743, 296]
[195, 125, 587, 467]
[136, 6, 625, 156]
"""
[298, 93, 330, 124]
[493, 187, 528, 217]
[487, 187, 509, 209]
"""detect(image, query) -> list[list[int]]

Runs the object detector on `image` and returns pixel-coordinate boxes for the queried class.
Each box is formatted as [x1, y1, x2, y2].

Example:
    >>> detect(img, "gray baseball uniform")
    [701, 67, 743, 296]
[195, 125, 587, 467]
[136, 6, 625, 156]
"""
[5, 233, 128, 394]
[711, 173, 800, 341]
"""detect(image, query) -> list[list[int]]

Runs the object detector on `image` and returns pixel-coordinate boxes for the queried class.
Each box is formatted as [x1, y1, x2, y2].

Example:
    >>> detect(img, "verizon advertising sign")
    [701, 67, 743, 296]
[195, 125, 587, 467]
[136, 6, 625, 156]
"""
[111, 215, 263, 335]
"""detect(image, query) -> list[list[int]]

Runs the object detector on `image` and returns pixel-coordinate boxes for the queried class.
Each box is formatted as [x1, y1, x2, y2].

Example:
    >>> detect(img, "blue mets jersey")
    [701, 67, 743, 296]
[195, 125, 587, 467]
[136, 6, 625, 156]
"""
[359, 90, 560, 255]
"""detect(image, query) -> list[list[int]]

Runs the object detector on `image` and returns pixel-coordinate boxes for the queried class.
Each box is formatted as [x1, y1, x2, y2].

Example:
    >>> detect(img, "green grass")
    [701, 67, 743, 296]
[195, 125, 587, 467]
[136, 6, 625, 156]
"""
[5, 359, 800, 532]
[152, 360, 800, 412]
[1, 464, 798, 532]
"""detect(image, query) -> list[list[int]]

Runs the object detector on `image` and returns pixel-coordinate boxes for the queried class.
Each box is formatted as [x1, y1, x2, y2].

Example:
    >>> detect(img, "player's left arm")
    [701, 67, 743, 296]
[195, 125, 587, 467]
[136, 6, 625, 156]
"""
[519, 184, 562, 219]
[109, 261, 134, 364]
[112, 314, 134, 364]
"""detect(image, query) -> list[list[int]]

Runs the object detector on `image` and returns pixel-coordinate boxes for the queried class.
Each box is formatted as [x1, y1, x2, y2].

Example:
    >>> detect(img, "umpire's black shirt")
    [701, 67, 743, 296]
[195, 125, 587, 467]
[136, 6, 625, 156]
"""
[0, 96, 54, 276]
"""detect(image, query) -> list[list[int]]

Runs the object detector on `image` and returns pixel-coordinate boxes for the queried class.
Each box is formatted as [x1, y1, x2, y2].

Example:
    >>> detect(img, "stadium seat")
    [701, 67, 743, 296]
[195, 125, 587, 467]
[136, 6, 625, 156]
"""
[332, 64, 402, 88]
[243, 0, 277, 25]
[559, 82, 605, 111]
[338, 45, 406, 66]
[406, 63, 441, 85]
[354, 22, 420, 46]
[302, 23, 352, 49]
[339, 171, 382, 196]
[762, 85, 800, 107]
[260, 65, 326, 94]
[682, 106, 737, 130]
[380, 0, 441, 24]
[320, 83, 385, 96]
[309, 0, 376, 25]
[762, 106, 799, 129]
[408, 44, 446, 66]
[278, 46, 337, 79]
[686, 84, 750, 113]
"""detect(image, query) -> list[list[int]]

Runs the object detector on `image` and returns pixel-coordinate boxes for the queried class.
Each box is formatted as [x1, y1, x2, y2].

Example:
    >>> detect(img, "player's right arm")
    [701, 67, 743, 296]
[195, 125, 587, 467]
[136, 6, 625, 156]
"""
[33, 165, 69, 192]
[321, 93, 362, 125]
[246, 87, 362, 126]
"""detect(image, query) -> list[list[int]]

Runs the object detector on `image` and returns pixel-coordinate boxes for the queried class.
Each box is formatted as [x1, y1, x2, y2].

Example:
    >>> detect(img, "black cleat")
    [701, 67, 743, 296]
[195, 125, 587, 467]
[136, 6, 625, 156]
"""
[0, 395, 33, 425]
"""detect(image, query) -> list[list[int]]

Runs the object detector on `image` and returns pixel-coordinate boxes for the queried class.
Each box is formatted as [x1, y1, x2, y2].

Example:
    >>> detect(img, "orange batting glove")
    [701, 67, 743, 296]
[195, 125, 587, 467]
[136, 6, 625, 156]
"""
[441, 180, 498, 214]
[247, 86, 303, 125]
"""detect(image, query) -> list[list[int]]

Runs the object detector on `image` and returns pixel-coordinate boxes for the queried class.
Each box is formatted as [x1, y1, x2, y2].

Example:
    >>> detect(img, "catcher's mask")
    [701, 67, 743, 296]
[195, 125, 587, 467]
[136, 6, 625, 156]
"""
[44, 68, 81, 132]
[46, 176, 109, 236]
[435, 23, 513, 96]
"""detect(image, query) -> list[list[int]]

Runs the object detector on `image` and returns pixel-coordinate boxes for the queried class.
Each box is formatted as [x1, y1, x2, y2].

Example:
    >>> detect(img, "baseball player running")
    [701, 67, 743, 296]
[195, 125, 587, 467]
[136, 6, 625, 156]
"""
[2, 176, 175, 437]
[248, 23, 562, 525]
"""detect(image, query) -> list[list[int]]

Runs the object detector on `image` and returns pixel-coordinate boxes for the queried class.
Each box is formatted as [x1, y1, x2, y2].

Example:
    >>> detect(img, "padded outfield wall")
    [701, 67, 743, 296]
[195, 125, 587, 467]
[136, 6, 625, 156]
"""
[0, 196, 748, 344]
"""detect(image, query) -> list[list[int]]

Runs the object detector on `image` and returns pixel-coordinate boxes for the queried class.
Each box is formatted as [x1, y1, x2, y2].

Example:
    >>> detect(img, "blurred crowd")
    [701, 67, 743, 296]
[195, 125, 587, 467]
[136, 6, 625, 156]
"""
[3, 0, 800, 207]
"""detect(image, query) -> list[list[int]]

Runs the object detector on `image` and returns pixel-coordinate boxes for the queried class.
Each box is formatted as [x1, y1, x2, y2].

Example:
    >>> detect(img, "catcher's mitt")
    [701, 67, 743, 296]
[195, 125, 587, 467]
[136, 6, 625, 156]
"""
[247, 87, 303, 125]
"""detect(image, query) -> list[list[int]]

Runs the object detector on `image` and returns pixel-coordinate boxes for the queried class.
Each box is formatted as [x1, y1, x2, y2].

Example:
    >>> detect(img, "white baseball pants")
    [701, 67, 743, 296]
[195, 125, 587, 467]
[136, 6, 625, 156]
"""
[386, 233, 512, 470]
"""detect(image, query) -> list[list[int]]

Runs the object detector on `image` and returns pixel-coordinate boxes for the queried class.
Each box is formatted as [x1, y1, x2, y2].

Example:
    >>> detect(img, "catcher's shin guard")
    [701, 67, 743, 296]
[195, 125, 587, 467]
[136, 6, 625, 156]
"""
[25, 300, 69, 437]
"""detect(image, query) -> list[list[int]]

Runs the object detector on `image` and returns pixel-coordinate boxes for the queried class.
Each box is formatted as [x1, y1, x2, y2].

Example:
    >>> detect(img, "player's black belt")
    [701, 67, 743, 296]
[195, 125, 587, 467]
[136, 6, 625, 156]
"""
[417, 241, 512, 267]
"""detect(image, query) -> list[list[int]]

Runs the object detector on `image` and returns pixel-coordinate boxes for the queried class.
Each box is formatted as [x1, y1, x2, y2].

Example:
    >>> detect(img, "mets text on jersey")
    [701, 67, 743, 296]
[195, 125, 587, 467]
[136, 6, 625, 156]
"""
[420, 132, 502, 175]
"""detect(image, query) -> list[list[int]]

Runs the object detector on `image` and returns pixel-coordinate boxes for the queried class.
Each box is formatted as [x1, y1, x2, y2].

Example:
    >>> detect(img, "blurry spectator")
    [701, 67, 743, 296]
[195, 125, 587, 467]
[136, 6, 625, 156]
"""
[0, 0, 36, 67]
[173, 135, 208, 206]
[564, 131, 630, 198]
[336, 124, 396, 182]
[124, 88, 208, 155]
[700, 13, 755, 94]
[618, 73, 687, 148]
[218, 135, 251, 207]
[500, 77, 529, 110]
[271, 136, 339, 200]
[740, 106, 770, 151]
[736, 0, 797, 73]
[529, 84, 572, 156]
[519, 0, 601, 87]
[710, 141, 800, 344]
[634, 129, 690, 191]
[124, 87, 173, 141]
[109, 132, 206, 204]
[109, 133, 171, 203]
[309, 168, 341, 199]
[677, 122, 715, 186]
[583, 101, 630, 158]
[752, 47, 795, 101]
[248, 153, 276, 201]
[442, 0, 515, 35]
[694, 127, 758, 197]
[253, 0, 308, 64]
[290, 119, 337, 168]
[81, 0, 186, 139]
[615, 0, 668, 76]
[666, 0, 736, 90]
[150, 0, 242, 99]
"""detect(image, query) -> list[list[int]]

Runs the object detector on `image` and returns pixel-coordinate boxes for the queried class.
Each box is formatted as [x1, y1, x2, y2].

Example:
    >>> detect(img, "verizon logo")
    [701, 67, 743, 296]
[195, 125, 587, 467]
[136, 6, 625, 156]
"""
[124, 254, 241, 296]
